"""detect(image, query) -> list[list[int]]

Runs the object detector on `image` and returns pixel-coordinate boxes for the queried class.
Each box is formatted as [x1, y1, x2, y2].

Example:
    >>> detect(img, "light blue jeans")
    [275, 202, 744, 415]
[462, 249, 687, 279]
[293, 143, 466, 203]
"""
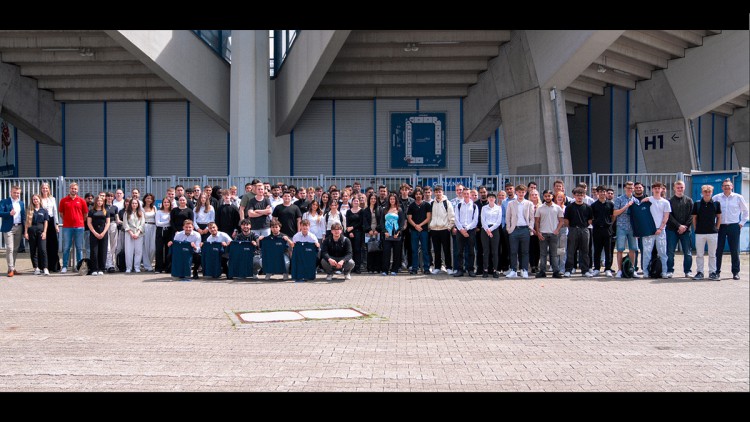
[62, 227, 84, 269]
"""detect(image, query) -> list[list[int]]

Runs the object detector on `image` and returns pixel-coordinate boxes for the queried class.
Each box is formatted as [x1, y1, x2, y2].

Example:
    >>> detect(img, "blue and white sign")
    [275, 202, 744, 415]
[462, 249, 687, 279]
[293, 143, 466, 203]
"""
[391, 112, 446, 169]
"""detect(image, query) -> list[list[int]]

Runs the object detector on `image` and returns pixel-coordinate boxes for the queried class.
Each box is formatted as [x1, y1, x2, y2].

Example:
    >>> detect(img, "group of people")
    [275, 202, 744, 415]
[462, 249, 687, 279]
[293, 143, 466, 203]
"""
[2, 177, 747, 282]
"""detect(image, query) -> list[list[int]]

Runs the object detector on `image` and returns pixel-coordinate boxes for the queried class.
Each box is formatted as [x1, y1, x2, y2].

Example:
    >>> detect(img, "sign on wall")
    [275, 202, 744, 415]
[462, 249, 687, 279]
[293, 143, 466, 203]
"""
[636, 118, 692, 172]
[0, 118, 16, 177]
[391, 112, 446, 169]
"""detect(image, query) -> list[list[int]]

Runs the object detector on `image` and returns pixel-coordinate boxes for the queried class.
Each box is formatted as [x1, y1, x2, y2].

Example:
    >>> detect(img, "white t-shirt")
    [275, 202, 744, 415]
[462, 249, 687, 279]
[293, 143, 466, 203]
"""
[206, 231, 232, 244]
[648, 196, 672, 228]
[292, 232, 319, 244]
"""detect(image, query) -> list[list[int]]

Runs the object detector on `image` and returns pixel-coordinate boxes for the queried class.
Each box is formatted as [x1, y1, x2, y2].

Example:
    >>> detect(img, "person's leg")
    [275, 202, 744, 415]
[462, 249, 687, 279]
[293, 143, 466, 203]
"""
[61, 227, 72, 270]
[727, 223, 741, 276]
[490, 229, 500, 274]
[74, 228, 84, 264]
[592, 227, 605, 272]
[89, 233, 99, 272]
[509, 230, 520, 272]
[419, 230, 430, 271]
[579, 228, 591, 274]
[343, 259, 355, 275]
[481, 230, 491, 272]
[392, 240, 403, 273]
[565, 228, 578, 273]
[706, 233, 718, 275]
[518, 229, 530, 273]
[548, 233, 559, 275]
[679, 231, 692, 274]
[155, 228, 165, 272]
[107, 224, 118, 269]
[641, 235, 655, 275]
[352, 231, 363, 272]
[665, 229, 677, 274]
[133, 237, 143, 271]
[715, 225, 727, 275]
[125, 235, 134, 271]
[603, 232, 613, 272]
[539, 233, 549, 274]
[431, 230, 443, 270]
[695, 234, 706, 275]
[499, 227, 510, 272]
[382, 240, 393, 273]
[456, 234, 467, 273]
[475, 228, 484, 275]
[529, 233, 539, 272]
[452, 233, 460, 272]
[656, 231, 668, 274]
[27, 227, 39, 270]
[410, 229, 420, 272]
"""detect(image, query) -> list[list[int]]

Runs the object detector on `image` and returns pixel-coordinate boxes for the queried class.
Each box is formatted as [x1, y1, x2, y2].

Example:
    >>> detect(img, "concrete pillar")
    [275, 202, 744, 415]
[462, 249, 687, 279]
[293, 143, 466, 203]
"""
[728, 106, 749, 168]
[630, 70, 696, 172]
[230, 30, 269, 176]
[0, 62, 61, 145]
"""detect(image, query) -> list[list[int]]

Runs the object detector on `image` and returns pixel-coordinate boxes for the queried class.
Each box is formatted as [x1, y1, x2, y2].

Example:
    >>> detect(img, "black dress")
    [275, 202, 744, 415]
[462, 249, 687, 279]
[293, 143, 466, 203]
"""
[346, 208, 365, 273]
[363, 207, 383, 273]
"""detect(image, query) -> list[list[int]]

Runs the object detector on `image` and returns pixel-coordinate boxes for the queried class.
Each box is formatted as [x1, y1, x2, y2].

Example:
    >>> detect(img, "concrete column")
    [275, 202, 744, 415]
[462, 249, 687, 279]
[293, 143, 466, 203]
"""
[230, 30, 270, 176]
[728, 105, 749, 168]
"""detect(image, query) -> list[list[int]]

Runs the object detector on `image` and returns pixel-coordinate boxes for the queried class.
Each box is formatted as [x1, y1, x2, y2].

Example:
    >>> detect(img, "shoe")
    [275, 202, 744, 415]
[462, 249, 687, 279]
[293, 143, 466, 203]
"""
[265, 274, 271, 280]
[714, 271, 721, 278]
[430, 268, 441, 275]
[409, 269, 417, 275]
[592, 270, 600, 277]
[552, 272, 563, 279]
[326, 274, 333, 281]
[506, 270, 517, 278]
[685, 272, 693, 278]
[91, 272, 98, 276]
[453, 271, 464, 277]
[633, 273, 643, 278]
[733, 274, 740, 280]
[283, 273, 289, 281]
[192, 272, 200, 279]
[134, 269, 141, 273]
[390, 272, 397, 276]
[440, 266, 447, 273]
[693, 272, 704, 280]
[253, 274, 259, 280]
[429, 266, 435, 273]
[521, 270, 529, 279]
[584, 271, 594, 278]
[381, 272, 388, 276]
[482, 272, 489, 278]
[125, 270, 132, 274]
[661, 273, 668, 279]
[709, 272, 718, 280]
[563, 272, 571, 277]
[504, 269, 513, 277]
[468, 271, 476, 277]
[493, 271, 500, 278]
[666, 272, 673, 278]
[61, 267, 67, 274]
[34, 268, 41, 275]
[13, 269, 21, 275]
[615, 270, 622, 278]
[345, 273, 352, 280]
[7, 270, 13, 277]
[605, 270, 613, 277]
[571, 268, 576, 275]
[107, 267, 115, 273]
[535, 271, 546, 278]
[43, 269, 50, 276]
[422, 269, 429, 275]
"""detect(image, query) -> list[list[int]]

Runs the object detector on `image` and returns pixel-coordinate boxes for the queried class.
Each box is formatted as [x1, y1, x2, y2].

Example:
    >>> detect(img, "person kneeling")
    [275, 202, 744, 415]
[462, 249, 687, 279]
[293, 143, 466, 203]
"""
[203, 222, 231, 278]
[169, 219, 202, 280]
[257, 218, 294, 281]
[320, 222, 355, 281]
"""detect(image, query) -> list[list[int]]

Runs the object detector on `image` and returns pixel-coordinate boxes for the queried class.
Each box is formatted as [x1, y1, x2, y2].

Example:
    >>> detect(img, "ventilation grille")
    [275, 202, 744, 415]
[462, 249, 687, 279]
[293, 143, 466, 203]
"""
[469, 148, 489, 164]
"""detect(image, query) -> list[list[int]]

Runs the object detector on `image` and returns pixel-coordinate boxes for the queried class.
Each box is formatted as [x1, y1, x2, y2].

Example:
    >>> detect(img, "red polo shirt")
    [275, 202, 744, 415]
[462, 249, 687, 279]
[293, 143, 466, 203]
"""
[59, 196, 89, 228]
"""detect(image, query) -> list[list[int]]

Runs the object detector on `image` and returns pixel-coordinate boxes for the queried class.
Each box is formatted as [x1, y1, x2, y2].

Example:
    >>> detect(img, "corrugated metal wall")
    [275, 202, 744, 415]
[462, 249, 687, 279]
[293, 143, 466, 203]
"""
[150, 102, 188, 176]
[65, 103, 104, 176]
[334, 100, 373, 175]
[189, 104, 227, 176]
[107, 102, 146, 177]
[293, 100, 333, 175]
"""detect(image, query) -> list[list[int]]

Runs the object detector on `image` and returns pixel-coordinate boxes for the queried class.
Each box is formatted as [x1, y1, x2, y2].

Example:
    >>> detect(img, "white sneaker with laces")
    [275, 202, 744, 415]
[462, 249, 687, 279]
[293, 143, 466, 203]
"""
[592, 270, 600, 277]
[605, 270, 613, 277]
[615, 270, 622, 278]
[506, 270, 518, 278]
[584, 271, 594, 277]
[61, 267, 67, 274]
[633, 273, 643, 278]
[34, 268, 41, 275]
[661, 273, 669, 279]
[563, 272, 571, 277]
[440, 266, 447, 274]
[504, 269, 513, 276]
[430, 268, 441, 275]
[666, 272, 673, 278]
[43, 269, 50, 276]
[521, 270, 529, 279]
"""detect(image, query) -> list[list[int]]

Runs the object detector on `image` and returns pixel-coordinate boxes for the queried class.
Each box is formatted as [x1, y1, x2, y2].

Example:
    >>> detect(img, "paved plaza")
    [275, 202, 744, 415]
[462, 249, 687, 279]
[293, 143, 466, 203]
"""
[1, 253, 748, 392]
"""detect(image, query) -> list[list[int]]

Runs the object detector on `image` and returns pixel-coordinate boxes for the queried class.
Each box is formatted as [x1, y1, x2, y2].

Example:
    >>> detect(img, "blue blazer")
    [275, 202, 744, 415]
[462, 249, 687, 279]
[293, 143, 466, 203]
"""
[0, 197, 26, 233]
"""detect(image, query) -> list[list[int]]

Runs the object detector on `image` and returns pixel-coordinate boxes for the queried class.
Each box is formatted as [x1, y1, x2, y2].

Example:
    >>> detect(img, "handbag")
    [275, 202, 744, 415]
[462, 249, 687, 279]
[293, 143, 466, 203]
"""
[367, 237, 382, 252]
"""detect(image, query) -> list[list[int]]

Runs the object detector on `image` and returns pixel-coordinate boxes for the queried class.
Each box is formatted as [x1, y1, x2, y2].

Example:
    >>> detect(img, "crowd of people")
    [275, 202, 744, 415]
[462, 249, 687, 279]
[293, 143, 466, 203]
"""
[2, 177, 747, 282]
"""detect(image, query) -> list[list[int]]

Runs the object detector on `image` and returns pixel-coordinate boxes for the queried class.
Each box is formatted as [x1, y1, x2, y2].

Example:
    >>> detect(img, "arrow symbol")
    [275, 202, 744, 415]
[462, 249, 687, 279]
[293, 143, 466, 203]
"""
[671, 133, 679, 142]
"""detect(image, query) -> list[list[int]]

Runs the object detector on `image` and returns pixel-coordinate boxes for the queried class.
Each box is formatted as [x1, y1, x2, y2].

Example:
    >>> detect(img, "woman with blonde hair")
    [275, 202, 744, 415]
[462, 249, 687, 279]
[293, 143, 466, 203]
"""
[39, 182, 60, 272]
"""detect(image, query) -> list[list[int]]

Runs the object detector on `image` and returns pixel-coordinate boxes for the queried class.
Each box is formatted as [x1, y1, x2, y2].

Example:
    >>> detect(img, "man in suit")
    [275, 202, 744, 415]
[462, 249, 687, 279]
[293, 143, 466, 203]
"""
[1, 185, 26, 277]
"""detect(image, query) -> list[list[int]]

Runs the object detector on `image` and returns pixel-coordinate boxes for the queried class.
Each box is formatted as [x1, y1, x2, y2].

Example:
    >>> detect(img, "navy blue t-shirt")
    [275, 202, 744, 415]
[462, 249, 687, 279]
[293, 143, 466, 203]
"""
[292, 242, 318, 281]
[630, 202, 657, 237]
[170, 241, 194, 278]
[201, 242, 224, 278]
[261, 235, 289, 274]
[228, 241, 256, 278]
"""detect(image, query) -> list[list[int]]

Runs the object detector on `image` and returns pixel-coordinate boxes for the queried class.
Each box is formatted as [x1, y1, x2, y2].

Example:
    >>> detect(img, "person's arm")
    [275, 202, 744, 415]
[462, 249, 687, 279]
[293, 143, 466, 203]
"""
[87, 215, 95, 234]
[739, 196, 749, 228]
[282, 234, 294, 248]
[102, 217, 110, 238]
[656, 211, 669, 234]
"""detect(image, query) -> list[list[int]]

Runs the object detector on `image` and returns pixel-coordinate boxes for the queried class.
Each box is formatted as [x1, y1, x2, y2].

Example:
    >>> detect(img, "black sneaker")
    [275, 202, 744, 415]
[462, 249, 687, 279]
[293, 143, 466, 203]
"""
[709, 272, 718, 280]
[468, 271, 476, 277]
[552, 272, 563, 279]
[535, 271, 546, 278]
[493, 271, 500, 278]
[482, 272, 489, 278]
[693, 272, 704, 280]
[733, 274, 740, 280]
[453, 271, 464, 277]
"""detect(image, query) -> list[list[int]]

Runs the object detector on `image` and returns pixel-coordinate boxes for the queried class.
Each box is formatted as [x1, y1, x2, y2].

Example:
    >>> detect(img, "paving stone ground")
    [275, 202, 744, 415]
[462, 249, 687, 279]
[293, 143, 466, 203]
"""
[1, 252, 748, 392]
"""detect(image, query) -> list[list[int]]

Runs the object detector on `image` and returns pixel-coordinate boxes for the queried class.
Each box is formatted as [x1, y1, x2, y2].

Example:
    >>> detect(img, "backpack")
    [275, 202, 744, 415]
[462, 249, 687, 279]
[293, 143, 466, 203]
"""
[648, 257, 663, 279]
[76, 258, 94, 276]
[621, 256, 634, 278]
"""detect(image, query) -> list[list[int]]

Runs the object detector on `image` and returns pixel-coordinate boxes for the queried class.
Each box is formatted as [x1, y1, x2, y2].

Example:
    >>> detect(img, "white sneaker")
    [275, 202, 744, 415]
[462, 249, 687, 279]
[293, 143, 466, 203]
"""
[430, 268, 441, 275]
[345, 273, 352, 280]
[429, 266, 435, 273]
[666, 272, 673, 278]
[584, 271, 594, 277]
[34, 268, 41, 275]
[504, 269, 513, 276]
[98, 271, 104, 276]
[685, 272, 693, 278]
[615, 270, 622, 278]
[135, 269, 141, 273]
[563, 271, 571, 277]
[592, 269, 600, 277]
[61, 267, 67, 274]
[326, 274, 333, 281]
[126, 270, 132, 273]
[661, 273, 669, 279]
[43, 269, 50, 276]
[605, 270, 613, 277]
[506, 270, 517, 278]
[521, 270, 529, 279]
[440, 266, 447, 274]
[633, 273, 643, 278]
[447, 269, 457, 275]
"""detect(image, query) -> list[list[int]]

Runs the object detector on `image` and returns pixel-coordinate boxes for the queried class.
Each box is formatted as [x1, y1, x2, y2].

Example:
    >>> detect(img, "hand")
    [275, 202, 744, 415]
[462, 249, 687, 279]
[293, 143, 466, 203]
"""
[641, 197, 650, 203]
[9, 209, 15, 216]
[415, 225, 422, 232]
[452, 228, 457, 235]
[328, 258, 337, 266]
[461, 229, 469, 238]
[349, 232, 354, 238]
[41, 233, 46, 240]
[168, 241, 173, 247]
[529, 229, 535, 236]
[24, 232, 29, 239]
[393, 233, 399, 239]
[337, 260, 344, 268]
[221, 242, 228, 247]
[55, 225, 60, 233]
[537, 233, 544, 241]
[655, 228, 662, 235]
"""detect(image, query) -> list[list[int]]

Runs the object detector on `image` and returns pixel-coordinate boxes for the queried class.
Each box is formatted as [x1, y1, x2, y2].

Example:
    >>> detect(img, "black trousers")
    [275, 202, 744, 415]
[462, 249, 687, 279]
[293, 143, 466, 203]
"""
[155, 226, 174, 272]
[592, 226, 613, 271]
[89, 231, 108, 272]
[46, 217, 60, 271]
[431, 229, 452, 270]
[28, 225, 48, 270]
[349, 230, 363, 272]
[383, 238, 403, 273]
[475, 228, 484, 274]
[499, 227, 510, 271]
[402, 229, 412, 268]
[529, 234, 540, 270]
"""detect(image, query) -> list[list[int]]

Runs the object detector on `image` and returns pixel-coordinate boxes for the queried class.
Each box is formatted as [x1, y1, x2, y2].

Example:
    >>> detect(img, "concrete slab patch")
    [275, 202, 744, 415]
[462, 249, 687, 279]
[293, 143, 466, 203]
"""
[299, 308, 366, 319]
[239, 311, 304, 323]
[228, 307, 369, 326]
